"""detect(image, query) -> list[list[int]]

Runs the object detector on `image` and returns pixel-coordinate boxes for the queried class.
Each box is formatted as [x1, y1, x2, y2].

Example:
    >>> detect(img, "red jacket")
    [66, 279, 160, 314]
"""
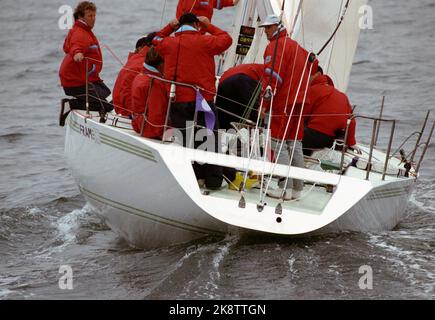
[112, 46, 149, 116]
[262, 29, 316, 140]
[153, 23, 232, 102]
[219, 63, 264, 83]
[305, 75, 356, 146]
[59, 20, 103, 87]
[176, 0, 235, 21]
[131, 66, 169, 138]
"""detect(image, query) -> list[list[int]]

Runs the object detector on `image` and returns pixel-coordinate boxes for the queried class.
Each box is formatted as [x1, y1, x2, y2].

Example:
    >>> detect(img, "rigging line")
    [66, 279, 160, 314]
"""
[160, 0, 168, 28]
[279, 61, 314, 202]
[215, 106, 256, 125]
[260, 52, 313, 204]
[189, 0, 198, 13]
[239, 96, 266, 198]
[289, 0, 304, 38]
[317, 0, 351, 56]
[273, 44, 300, 166]
[252, 2, 288, 196]
[273, 28, 289, 96]
[283, 43, 299, 115]
[140, 78, 155, 136]
[262, 57, 315, 196]
[283, 2, 304, 114]
[267, 3, 291, 96]
[258, 38, 291, 204]
[98, 38, 286, 119]
[238, 0, 287, 196]
[100, 44, 124, 66]
[89, 87, 355, 119]
[241, 82, 262, 122]
[258, 93, 275, 203]
[325, 0, 345, 74]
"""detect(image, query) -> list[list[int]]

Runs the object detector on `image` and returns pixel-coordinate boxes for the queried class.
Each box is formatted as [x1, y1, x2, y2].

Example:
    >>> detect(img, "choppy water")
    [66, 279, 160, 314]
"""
[0, 0, 434, 300]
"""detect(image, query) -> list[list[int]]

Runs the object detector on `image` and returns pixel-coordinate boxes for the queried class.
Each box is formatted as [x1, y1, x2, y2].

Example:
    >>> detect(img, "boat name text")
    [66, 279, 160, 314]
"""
[79, 124, 99, 143]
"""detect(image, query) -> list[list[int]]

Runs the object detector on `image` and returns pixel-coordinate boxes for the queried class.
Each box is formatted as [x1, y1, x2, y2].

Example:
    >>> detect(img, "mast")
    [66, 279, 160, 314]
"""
[221, 0, 258, 73]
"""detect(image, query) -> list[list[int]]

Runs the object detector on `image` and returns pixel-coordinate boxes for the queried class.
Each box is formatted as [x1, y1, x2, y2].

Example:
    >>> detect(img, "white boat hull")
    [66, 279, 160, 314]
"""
[64, 112, 415, 248]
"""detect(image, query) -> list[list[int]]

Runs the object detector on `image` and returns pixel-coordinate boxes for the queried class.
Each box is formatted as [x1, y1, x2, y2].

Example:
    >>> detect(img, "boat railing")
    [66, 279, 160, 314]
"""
[389, 111, 431, 161]
[416, 119, 435, 173]
[345, 115, 396, 180]
[346, 111, 434, 180]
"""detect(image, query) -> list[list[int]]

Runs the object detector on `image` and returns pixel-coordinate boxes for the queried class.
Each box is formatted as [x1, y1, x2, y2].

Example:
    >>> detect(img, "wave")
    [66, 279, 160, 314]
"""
[144, 234, 238, 299]
[52, 203, 94, 248]
[353, 60, 371, 65]
[0, 132, 27, 143]
[368, 233, 435, 297]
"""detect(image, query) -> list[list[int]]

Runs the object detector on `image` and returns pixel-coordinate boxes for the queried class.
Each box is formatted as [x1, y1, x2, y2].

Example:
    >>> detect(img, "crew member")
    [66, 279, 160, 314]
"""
[153, 13, 232, 189]
[216, 63, 264, 129]
[59, 1, 112, 125]
[303, 66, 357, 155]
[113, 33, 156, 117]
[259, 14, 317, 200]
[131, 47, 168, 139]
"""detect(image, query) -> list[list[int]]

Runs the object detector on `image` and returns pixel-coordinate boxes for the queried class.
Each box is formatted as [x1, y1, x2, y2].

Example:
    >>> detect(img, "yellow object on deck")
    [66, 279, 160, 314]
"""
[229, 172, 259, 190]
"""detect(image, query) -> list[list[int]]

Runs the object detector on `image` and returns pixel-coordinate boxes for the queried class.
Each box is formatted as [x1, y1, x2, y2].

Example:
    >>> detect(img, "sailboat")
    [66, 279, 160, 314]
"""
[62, 0, 434, 249]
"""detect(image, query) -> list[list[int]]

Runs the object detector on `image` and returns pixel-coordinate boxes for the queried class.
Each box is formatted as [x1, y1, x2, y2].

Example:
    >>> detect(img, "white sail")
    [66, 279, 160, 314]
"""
[226, 0, 367, 92]
[293, 0, 368, 92]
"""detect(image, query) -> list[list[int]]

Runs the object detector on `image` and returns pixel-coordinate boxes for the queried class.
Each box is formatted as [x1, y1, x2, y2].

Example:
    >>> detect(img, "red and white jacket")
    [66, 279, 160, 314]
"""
[59, 19, 103, 87]
[112, 46, 149, 116]
[305, 74, 356, 146]
[176, 0, 235, 21]
[261, 28, 317, 140]
[131, 65, 168, 138]
[219, 63, 264, 84]
[153, 23, 232, 103]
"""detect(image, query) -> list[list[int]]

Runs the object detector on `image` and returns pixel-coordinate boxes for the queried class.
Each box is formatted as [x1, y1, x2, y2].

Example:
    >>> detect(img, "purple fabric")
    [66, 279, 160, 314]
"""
[195, 90, 215, 135]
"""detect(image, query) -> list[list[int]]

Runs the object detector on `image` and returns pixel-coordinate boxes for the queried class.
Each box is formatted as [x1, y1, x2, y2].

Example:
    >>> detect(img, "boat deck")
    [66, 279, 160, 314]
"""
[201, 180, 332, 216]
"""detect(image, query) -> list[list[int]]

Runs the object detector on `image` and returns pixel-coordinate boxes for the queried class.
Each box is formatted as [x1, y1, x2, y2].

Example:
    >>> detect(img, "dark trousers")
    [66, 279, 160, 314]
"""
[63, 81, 113, 113]
[302, 126, 335, 156]
[170, 101, 223, 189]
[215, 74, 259, 130]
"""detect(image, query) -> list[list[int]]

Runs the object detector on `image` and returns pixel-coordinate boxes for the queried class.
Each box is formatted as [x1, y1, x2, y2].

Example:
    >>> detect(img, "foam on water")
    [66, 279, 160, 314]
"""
[368, 234, 435, 296]
[53, 203, 93, 247]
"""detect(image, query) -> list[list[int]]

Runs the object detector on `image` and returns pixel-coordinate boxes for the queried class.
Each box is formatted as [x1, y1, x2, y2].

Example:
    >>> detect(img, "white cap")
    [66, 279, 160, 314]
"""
[258, 14, 281, 27]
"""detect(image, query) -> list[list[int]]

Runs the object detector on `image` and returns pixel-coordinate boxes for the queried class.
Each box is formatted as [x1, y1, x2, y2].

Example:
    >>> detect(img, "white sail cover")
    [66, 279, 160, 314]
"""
[224, 0, 367, 92]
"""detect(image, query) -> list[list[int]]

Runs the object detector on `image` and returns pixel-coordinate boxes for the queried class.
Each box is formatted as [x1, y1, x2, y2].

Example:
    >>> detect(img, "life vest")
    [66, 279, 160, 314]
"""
[153, 23, 232, 103]
[112, 46, 149, 116]
[131, 66, 169, 138]
[306, 74, 356, 145]
[59, 20, 103, 87]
